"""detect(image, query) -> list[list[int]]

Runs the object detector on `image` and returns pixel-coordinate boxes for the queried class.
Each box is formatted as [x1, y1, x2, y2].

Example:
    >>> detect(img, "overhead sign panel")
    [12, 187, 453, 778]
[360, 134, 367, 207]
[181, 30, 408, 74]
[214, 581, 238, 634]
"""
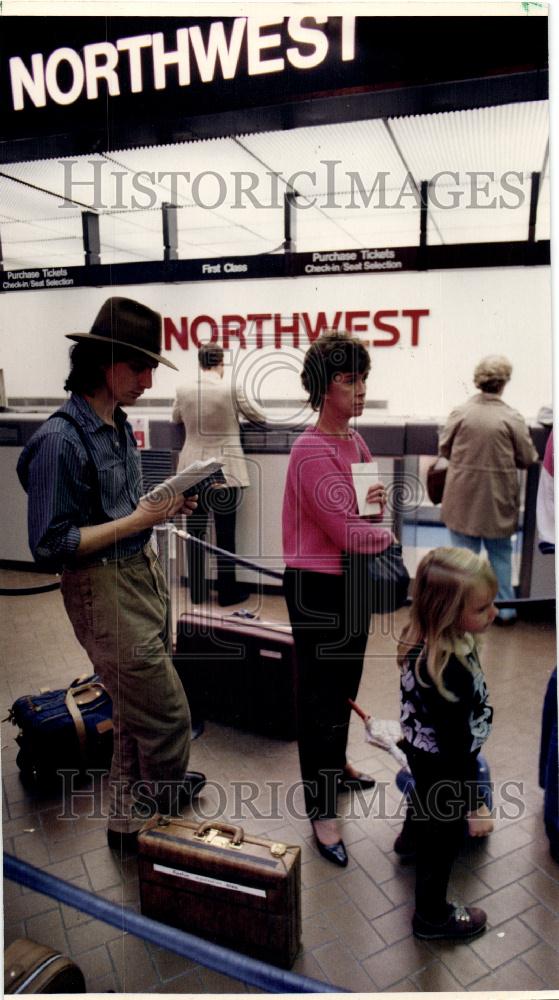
[0, 16, 548, 160]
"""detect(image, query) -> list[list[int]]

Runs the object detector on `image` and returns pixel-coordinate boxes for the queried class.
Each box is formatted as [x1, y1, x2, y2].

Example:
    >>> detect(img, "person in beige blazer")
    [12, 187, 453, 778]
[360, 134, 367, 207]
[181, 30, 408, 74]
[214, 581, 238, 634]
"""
[439, 355, 538, 625]
[172, 344, 265, 606]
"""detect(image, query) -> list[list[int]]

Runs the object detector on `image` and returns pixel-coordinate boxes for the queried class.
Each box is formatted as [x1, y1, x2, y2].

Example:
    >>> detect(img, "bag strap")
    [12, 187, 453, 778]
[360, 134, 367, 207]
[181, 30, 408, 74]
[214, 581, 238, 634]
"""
[65, 687, 88, 761]
[353, 432, 367, 464]
[48, 411, 109, 524]
[64, 680, 109, 763]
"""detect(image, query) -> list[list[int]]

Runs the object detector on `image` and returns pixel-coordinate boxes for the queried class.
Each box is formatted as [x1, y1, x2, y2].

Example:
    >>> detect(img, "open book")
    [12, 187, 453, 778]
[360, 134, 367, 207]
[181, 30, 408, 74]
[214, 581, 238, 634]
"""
[143, 458, 225, 501]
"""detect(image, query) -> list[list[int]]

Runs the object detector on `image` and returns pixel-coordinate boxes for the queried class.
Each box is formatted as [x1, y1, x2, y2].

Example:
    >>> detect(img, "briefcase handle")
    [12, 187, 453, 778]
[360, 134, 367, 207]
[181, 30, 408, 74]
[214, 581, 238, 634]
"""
[194, 820, 244, 845]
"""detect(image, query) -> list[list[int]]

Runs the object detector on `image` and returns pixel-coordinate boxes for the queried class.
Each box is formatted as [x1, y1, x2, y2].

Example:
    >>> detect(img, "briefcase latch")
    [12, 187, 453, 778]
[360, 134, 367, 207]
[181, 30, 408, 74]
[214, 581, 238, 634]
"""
[194, 820, 244, 849]
[204, 829, 243, 849]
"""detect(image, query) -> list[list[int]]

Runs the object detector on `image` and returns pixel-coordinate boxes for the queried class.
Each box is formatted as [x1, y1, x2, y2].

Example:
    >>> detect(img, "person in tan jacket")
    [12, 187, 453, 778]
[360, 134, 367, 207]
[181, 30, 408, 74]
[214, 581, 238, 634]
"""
[172, 344, 265, 606]
[439, 355, 538, 625]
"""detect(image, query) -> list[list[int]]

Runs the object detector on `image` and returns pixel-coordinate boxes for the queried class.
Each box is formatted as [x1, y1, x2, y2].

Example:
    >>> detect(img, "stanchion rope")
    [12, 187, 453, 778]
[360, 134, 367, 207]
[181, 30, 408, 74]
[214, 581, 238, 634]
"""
[174, 527, 284, 580]
[4, 854, 346, 994]
[0, 581, 61, 596]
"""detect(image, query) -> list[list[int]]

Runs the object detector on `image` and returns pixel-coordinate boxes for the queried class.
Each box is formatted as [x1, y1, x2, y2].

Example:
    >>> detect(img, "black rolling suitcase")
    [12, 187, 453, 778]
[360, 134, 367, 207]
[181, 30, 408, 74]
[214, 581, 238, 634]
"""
[174, 612, 298, 739]
[138, 816, 301, 968]
[4, 938, 86, 993]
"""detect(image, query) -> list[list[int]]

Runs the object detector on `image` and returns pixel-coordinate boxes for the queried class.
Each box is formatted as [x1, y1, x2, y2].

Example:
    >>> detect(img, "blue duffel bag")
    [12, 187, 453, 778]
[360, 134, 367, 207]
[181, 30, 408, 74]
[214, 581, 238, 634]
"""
[6, 674, 113, 788]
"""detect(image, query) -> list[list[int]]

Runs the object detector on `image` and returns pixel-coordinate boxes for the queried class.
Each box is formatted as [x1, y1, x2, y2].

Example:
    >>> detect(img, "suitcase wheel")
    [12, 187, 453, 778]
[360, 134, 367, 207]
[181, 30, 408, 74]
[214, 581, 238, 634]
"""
[16, 749, 45, 789]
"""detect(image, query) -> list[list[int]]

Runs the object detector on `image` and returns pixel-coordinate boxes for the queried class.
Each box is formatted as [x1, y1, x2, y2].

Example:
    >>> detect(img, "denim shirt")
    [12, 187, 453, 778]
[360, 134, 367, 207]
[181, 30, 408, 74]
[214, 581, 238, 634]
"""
[17, 394, 152, 566]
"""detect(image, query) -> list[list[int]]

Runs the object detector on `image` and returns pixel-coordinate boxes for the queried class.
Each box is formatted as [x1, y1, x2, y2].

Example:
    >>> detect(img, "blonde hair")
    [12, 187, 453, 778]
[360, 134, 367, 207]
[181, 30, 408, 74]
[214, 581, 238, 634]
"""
[473, 354, 512, 392]
[398, 547, 497, 699]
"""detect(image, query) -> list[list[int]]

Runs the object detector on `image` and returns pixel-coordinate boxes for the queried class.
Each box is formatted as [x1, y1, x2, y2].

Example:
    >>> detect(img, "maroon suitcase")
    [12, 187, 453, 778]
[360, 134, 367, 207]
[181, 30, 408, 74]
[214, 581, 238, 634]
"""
[138, 816, 301, 968]
[174, 612, 298, 739]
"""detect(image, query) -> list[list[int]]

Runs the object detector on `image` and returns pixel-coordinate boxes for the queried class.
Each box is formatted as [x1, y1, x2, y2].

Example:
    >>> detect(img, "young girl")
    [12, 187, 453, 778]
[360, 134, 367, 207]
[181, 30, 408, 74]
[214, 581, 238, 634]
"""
[397, 547, 496, 941]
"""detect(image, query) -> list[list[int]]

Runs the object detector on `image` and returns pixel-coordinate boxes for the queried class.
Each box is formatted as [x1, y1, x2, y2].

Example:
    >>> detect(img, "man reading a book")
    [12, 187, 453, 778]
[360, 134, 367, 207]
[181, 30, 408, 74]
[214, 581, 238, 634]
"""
[17, 297, 205, 850]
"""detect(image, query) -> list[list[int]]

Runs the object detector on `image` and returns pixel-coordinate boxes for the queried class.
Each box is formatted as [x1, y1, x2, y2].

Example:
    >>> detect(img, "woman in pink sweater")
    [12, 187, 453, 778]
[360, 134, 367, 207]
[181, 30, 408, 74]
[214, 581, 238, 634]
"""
[283, 333, 393, 866]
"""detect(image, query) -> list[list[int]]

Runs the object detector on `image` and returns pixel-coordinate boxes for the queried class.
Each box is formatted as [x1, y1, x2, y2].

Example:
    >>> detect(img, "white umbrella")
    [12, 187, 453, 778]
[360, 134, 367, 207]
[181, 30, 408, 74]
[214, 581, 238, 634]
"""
[348, 698, 408, 768]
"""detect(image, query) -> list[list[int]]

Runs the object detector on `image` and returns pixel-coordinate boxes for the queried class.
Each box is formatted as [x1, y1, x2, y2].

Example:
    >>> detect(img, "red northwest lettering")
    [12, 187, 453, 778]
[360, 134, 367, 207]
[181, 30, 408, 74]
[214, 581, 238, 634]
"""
[164, 316, 188, 351]
[402, 309, 430, 346]
[345, 311, 369, 334]
[190, 315, 219, 348]
[222, 314, 247, 350]
[274, 313, 300, 348]
[372, 310, 399, 347]
[247, 314, 272, 349]
[301, 311, 340, 342]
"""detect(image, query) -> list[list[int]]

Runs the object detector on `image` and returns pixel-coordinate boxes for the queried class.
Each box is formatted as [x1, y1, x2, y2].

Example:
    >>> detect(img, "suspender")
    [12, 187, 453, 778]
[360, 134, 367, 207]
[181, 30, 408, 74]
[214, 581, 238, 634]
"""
[48, 411, 110, 525]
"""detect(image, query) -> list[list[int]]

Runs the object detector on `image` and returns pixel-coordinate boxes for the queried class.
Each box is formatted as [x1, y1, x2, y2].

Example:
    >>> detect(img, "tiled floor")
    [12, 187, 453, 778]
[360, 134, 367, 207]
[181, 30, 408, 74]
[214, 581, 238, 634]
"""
[1, 566, 558, 994]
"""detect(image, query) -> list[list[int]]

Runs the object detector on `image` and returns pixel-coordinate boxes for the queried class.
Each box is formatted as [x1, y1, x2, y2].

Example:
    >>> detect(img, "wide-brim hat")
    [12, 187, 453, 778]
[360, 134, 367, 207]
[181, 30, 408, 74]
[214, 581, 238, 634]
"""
[66, 297, 178, 371]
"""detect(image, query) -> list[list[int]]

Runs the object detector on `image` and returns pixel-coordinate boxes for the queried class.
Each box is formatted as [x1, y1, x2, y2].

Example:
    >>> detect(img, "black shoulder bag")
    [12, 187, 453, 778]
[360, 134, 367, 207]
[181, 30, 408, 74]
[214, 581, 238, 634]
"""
[348, 441, 410, 615]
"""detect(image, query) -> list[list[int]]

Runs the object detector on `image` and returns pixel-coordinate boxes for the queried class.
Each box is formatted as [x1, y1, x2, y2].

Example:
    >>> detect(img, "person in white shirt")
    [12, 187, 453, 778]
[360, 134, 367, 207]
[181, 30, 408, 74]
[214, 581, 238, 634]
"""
[172, 344, 265, 606]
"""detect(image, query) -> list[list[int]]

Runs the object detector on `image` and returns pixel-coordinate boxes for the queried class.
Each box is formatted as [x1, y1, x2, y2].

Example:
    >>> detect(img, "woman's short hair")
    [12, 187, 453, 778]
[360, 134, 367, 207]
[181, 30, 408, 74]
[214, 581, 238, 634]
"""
[198, 344, 224, 370]
[64, 341, 154, 395]
[474, 354, 512, 393]
[301, 332, 371, 411]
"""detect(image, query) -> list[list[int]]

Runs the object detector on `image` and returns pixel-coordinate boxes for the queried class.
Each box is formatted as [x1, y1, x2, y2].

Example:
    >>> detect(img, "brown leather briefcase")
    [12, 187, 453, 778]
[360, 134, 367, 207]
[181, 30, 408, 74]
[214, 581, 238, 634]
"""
[4, 938, 86, 993]
[138, 816, 301, 968]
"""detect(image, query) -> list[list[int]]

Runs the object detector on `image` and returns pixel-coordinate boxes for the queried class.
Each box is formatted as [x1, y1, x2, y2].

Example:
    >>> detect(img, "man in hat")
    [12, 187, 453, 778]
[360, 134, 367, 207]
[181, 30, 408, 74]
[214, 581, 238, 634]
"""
[17, 297, 205, 851]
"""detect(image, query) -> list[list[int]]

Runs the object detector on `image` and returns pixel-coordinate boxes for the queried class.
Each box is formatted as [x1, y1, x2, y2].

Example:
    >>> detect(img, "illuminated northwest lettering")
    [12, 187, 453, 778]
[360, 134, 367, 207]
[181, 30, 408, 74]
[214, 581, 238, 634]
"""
[9, 17, 356, 110]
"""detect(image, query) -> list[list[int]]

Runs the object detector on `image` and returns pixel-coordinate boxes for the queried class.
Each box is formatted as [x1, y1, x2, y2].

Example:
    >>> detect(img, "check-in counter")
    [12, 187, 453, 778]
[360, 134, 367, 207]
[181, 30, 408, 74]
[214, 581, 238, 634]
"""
[0, 408, 552, 601]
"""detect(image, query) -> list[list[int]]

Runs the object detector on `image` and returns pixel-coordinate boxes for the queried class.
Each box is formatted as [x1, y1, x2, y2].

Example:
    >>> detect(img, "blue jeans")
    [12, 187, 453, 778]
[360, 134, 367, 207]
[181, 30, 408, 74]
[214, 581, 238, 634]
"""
[448, 530, 516, 620]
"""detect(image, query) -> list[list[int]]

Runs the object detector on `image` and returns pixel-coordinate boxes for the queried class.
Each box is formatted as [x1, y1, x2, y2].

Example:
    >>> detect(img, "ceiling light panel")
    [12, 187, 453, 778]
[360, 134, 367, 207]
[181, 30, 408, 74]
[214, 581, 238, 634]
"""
[241, 120, 409, 197]
[389, 102, 549, 179]
[3, 156, 110, 211]
[0, 171, 81, 220]
[106, 138, 284, 209]
[389, 101, 548, 244]
[100, 211, 164, 263]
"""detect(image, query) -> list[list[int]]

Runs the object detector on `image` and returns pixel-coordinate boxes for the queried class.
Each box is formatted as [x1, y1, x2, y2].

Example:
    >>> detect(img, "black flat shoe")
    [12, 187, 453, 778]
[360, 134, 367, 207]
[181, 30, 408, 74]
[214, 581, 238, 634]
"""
[183, 771, 206, 801]
[338, 772, 376, 792]
[217, 587, 251, 607]
[314, 836, 348, 867]
[190, 720, 205, 741]
[393, 826, 417, 861]
[107, 829, 139, 853]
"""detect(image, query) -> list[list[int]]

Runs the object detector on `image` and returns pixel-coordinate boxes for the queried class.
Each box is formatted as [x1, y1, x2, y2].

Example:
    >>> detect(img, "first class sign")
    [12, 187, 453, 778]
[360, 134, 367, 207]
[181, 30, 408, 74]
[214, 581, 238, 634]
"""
[8, 17, 356, 110]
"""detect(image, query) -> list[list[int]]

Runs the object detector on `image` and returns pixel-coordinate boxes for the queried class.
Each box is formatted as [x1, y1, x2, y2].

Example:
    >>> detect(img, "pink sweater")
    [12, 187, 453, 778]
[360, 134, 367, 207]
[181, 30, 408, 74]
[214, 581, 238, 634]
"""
[282, 426, 393, 575]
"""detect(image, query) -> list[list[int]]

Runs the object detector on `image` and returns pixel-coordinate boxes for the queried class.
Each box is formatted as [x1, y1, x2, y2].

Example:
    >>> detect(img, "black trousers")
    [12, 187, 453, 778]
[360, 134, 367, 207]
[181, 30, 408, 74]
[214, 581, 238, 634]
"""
[283, 567, 370, 820]
[405, 745, 479, 922]
[187, 487, 241, 603]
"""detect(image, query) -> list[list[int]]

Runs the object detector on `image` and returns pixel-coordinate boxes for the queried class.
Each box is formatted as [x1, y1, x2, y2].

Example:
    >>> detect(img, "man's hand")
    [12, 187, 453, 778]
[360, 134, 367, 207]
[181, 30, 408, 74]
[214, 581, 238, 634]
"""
[135, 491, 198, 529]
[182, 495, 198, 516]
[76, 495, 198, 558]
